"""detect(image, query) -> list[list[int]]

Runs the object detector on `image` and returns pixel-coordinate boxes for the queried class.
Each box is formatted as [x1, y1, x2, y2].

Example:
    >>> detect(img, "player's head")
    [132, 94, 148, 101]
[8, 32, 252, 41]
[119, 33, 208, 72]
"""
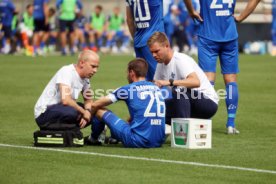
[95, 5, 103, 15]
[26, 4, 34, 15]
[147, 32, 171, 64]
[113, 6, 120, 15]
[48, 7, 56, 17]
[127, 58, 148, 83]
[77, 50, 100, 79]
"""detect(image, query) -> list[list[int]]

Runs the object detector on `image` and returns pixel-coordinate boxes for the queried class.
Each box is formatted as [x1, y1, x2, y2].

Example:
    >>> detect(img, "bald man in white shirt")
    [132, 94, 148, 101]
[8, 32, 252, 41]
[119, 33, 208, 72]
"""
[34, 50, 99, 131]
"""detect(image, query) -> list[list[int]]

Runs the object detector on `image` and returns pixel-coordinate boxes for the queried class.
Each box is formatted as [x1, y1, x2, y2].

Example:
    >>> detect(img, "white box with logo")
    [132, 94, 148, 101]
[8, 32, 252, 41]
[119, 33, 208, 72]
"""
[171, 118, 212, 149]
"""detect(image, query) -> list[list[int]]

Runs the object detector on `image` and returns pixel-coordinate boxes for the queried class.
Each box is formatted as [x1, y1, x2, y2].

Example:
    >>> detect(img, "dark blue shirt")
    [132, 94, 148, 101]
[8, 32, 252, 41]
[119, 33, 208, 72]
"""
[33, 0, 49, 20]
[0, 0, 15, 26]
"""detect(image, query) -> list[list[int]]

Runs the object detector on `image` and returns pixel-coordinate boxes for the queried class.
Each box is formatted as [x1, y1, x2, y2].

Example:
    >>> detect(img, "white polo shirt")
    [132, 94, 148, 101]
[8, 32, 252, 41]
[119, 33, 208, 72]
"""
[34, 64, 91, 118]
[154, 52, 219, 104]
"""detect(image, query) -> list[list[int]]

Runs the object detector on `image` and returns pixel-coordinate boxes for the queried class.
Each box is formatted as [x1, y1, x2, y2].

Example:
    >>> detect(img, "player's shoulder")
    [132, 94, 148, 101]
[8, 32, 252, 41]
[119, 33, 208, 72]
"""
[173, 52, 194, 63]
[58, 64, 74, 73]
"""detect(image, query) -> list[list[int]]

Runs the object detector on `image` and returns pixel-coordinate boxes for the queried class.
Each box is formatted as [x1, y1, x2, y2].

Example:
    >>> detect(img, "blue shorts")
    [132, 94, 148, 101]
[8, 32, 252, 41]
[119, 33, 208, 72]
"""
[34, 19, 50, 32]
[198, 37, 239, 74]
[102, 111, 161, 148]
[59, 19, 75, 33]
[1, 25, 12, 38]
[135, 46, 157, 81]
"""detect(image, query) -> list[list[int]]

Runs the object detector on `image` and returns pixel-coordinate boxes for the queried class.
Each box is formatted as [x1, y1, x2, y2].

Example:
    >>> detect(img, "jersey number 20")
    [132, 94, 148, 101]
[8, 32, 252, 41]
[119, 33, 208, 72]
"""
[131, 0, 151, 22]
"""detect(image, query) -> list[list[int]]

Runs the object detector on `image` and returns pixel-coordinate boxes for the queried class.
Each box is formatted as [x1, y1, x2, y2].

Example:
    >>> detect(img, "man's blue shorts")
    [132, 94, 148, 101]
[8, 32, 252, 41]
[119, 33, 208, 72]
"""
[135, 46, 157, 81]
[1, 25, 12, 38]
[102, 111, 158, 148]
[59, 19, 75, 33]
[198, 36, 239, 74]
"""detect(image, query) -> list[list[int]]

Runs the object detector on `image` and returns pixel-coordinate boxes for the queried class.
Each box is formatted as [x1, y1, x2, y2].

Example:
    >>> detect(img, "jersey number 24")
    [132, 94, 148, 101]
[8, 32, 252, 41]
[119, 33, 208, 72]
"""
[210, 0, 234, 9]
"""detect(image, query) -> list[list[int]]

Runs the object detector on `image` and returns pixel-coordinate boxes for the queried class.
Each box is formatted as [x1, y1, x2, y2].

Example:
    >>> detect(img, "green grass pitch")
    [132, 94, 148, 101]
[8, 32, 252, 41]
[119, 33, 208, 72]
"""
[0, 54, 276, 184]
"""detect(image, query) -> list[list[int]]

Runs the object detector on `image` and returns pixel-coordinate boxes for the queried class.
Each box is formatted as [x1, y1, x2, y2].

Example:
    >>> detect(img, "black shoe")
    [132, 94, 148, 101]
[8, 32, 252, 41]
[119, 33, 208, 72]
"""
[104, 137, 119, 144]
[84, 136, 102, 146]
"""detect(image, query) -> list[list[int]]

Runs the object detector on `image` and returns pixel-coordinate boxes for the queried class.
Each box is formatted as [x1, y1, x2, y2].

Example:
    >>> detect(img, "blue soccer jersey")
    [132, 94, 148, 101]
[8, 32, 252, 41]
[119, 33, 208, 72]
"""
[33, 0, 49, 20]
[0, 0, 15, 26]
[272, 0, 276, 29]
[108, 80, 166, 145]
[198, 0, 238, 42]
[126, 0, 165, 47]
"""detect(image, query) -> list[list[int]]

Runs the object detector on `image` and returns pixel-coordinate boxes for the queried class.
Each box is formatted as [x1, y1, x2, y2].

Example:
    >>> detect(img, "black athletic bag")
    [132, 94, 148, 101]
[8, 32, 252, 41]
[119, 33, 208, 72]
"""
[33, 130, 84, 147]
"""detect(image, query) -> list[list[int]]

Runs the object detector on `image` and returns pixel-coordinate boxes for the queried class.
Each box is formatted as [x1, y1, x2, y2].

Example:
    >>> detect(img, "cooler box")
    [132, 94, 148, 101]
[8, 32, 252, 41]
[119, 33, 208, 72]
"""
[171, 118, 212, 149]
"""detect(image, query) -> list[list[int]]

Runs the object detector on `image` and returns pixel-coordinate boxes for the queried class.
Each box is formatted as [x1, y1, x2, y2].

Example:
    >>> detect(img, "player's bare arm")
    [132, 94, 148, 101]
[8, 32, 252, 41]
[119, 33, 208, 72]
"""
[126, 6, 135, 38]
[235, 0, 261, 23]
[183, 0, 203, 22]
[91, 96, 113, 116]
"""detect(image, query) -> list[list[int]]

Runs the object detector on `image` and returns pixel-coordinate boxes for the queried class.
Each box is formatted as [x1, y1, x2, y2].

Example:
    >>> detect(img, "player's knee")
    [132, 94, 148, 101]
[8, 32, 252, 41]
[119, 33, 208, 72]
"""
[95, 108, 108, 120]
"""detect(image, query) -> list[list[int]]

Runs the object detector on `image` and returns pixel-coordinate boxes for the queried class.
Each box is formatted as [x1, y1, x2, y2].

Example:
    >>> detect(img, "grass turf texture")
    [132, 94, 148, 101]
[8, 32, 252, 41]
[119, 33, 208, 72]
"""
[0, 54, 275, 183]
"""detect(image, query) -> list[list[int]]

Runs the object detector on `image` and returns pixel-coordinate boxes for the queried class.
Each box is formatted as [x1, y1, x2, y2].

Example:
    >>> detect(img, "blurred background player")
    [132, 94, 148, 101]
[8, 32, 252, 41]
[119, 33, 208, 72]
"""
[0, 0, 17, 54]
[19, 4, 34, 56]
[184, 0, 261, 134]
[164, 3, 187, 53]
[88, 5, 106, 52]
[104, 6, 130, 54]
[33, 0, 49, 56]
[47, 7, 57, 53]
[271, 0, 276, 56]
[126, 0, 165, 81]
[74, 9, 89, 51]
[56, 0, 83, 55]
[184, 0, 200, 55]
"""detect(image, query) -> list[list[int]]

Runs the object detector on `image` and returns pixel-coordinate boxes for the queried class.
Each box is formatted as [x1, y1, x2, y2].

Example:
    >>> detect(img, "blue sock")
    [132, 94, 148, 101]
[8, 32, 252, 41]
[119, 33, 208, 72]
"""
[61, 47, 66, 55]
[40, 42, 45, 49]
[121, 35, 130, 47]
[226, 82, 239, 127]
[91, 117, 105, 139]
[2, 38, 6, 47]
[81, 43, 87, 49]
[89, 43, 95, 48]
[49, 37, 56, 45]
[98, 37, 103, 47]
[106, 40, 112, 47]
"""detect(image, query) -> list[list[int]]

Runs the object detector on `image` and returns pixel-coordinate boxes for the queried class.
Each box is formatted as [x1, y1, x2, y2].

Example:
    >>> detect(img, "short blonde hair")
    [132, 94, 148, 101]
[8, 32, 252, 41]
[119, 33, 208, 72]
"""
[78, 50, 99, 63]
[147, 32, 170, 47]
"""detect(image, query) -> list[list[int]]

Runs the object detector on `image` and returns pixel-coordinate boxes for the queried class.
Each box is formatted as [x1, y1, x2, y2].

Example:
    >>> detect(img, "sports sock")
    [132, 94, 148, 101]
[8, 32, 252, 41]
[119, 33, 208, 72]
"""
[226, 82, 239, 127]
[89, 42, 95, 48]
[106, 40, 112, 48]
[91, 117, 105, 140]
[122, 36, 130, 47]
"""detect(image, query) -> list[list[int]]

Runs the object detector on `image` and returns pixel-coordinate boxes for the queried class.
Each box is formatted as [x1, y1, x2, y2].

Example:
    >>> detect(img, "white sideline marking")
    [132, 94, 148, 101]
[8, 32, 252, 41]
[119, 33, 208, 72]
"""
[1, 143, 276, 175]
